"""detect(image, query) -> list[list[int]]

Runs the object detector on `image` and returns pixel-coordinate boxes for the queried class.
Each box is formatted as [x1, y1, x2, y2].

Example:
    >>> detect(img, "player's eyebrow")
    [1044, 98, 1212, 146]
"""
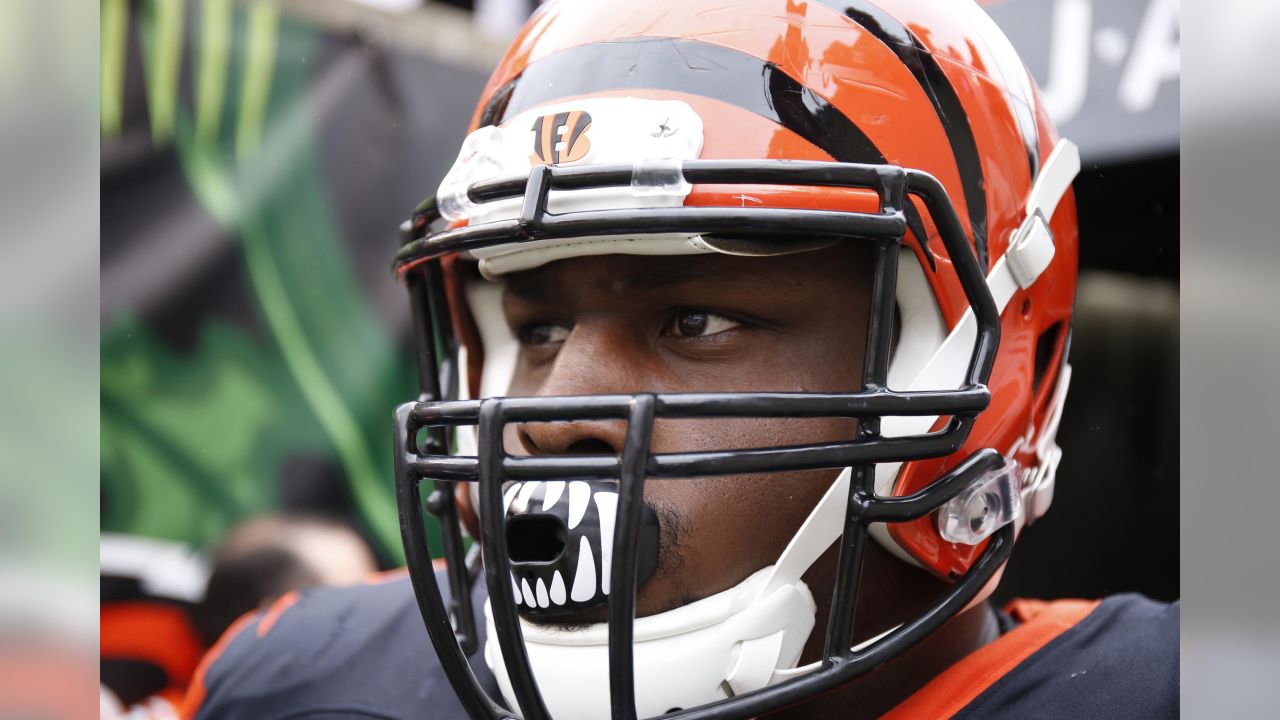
[506, 262, 765, 303]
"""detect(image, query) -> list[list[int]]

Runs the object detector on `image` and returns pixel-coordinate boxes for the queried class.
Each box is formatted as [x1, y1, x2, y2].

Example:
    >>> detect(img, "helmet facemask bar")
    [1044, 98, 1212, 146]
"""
[393, 160, 1008, 720]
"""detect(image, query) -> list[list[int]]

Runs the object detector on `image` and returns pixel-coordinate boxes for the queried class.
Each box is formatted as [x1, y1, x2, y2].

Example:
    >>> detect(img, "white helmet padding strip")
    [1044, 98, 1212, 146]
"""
[1022, 363, 1072, 524]
[456, 280, 512, 515]
[467, 280, 518, 402]
[479, 233, 716, 279]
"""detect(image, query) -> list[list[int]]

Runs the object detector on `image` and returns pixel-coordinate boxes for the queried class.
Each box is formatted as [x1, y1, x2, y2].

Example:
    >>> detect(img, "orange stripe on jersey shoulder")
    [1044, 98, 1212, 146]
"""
[256, 589, 302, 638]
[180, 609, 260, 720]
[882, 598, 1102, 720]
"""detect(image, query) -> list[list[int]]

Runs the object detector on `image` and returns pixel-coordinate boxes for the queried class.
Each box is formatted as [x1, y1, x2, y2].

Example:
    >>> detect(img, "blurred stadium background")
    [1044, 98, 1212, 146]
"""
[99, 0, 1178, 708]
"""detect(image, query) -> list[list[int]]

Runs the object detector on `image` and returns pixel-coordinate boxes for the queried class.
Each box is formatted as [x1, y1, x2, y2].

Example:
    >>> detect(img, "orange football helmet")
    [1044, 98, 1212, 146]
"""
[393, 1, 1079, 717]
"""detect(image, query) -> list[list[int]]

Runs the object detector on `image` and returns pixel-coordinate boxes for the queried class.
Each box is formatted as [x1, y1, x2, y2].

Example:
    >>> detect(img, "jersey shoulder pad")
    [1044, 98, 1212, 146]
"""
[183, 570, 494, 720]
[955, 593, 1179, 720]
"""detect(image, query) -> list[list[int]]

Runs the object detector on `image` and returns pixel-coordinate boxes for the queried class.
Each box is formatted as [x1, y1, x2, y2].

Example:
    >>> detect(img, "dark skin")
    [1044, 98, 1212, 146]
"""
[497, 245, 999, 718]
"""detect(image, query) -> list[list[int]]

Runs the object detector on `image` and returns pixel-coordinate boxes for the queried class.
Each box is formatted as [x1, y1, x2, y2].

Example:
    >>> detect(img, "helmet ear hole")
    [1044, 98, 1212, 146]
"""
[1032, 321, 1065, 395]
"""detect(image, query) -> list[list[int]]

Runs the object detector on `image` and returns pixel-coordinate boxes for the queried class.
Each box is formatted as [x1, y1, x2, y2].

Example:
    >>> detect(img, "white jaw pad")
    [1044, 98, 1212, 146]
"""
[485, 567, 815, 719]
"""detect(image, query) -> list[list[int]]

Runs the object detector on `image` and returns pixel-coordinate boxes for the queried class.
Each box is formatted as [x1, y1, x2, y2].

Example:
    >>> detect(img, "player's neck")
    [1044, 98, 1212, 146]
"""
[762, 600, 1002, 720]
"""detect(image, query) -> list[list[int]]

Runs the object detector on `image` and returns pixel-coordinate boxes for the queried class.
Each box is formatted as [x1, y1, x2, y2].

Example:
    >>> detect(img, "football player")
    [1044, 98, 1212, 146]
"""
[183, 1, 1178, 718]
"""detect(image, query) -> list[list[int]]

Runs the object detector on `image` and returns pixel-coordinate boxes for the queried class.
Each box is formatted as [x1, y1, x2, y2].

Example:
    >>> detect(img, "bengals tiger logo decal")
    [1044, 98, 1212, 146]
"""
[529, 110, 593, 165]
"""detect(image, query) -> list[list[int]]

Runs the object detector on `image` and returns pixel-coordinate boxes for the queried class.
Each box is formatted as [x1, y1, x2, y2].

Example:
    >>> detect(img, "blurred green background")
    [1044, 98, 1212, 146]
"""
[100, 0, 504, 562]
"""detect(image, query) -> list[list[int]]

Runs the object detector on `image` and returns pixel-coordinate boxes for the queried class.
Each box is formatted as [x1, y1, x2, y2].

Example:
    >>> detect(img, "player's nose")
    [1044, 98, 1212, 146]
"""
[511, 319, 649, 458]
[500, 324, 662, 619]
[515, 420, 625, 458]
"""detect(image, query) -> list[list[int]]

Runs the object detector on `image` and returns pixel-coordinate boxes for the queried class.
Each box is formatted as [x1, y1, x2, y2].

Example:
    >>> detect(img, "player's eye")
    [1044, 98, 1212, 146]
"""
[517, 323, 571, 347]
[664, 310, 741, 338]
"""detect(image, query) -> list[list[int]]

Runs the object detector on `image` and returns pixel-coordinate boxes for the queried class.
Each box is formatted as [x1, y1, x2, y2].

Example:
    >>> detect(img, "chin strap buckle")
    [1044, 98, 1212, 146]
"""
[1007, 209, 1055, 289]
[1022, 444, 1061, 524]
[1022, 363, 1073, 525]
[1004, 138, 1081, 290]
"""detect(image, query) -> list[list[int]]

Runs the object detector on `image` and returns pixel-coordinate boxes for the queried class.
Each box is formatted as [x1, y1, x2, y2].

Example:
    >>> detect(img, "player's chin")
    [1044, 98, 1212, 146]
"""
[514, 570, 692, 629]
[518, 605, 608, 630]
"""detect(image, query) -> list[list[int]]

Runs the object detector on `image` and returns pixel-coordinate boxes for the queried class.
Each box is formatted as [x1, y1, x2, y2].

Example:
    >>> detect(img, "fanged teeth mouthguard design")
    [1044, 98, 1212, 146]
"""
[503, 479, 660, 619]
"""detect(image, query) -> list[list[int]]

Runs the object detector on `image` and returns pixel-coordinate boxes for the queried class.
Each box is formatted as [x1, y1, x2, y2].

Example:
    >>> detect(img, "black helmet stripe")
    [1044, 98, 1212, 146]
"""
[477, 37, 887, 167]
[474, 38, 941, 267]
[817, 0, 995, 269]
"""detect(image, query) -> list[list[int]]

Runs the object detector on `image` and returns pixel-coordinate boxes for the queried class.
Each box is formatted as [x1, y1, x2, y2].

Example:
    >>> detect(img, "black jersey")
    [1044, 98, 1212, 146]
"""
[183, 570, 498, 720]
[184, 573, 1176, 720]
[884, 594, 1179, 719]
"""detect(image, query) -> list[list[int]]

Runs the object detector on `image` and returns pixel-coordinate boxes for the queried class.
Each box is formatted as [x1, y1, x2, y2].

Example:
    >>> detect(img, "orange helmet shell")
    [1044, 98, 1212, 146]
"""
[454, 0, 1078, 579]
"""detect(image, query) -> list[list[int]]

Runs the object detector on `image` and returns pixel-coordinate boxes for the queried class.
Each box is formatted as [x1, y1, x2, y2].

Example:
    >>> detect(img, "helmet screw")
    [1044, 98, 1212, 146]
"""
[426, 489, 449, 516]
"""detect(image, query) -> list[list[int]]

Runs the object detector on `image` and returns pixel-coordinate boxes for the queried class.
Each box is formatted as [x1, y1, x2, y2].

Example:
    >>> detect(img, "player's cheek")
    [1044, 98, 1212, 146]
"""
[651, 416, 858, 452]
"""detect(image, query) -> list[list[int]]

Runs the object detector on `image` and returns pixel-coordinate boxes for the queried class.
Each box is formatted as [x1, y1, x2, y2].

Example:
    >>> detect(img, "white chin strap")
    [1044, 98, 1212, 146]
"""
[485, 567, 816, 719]
[484, 140, 1079, 718]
